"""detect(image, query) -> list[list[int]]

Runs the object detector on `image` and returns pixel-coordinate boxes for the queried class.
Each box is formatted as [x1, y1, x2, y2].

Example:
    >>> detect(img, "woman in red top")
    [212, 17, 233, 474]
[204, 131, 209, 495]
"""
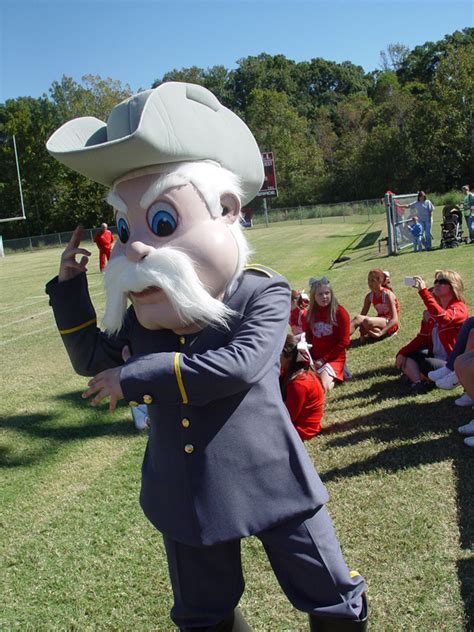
[396, 269, 469, 393]
[350, 269, 400, 342]
[304, 276, 350, 392]
[280, 333, 325, 441]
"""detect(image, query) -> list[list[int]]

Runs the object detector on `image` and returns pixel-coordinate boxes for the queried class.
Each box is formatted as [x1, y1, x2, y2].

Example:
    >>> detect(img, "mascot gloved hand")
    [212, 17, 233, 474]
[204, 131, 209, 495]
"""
[46, 82, 367, 631]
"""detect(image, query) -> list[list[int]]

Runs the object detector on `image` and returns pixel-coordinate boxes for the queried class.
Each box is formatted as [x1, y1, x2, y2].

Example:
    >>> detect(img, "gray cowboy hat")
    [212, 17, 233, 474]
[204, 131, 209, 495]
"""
[46, 82, 264, 205]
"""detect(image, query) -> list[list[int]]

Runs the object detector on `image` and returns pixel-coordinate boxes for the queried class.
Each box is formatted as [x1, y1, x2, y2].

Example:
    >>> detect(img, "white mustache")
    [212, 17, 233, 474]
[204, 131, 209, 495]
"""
[102, 246, 236, 334]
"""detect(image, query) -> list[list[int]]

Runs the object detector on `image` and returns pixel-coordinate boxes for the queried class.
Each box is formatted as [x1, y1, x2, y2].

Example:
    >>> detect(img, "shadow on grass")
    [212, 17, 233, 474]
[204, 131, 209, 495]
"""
[351, 231, 382, 250]
[1, 390, 137, 468]
[458, 557, 474, 632]
[321, 395, 474, 626]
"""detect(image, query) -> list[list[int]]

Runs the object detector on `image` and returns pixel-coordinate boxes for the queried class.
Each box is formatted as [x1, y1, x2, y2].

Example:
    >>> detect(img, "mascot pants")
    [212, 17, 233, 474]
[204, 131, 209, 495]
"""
[163, 505, 365, 629]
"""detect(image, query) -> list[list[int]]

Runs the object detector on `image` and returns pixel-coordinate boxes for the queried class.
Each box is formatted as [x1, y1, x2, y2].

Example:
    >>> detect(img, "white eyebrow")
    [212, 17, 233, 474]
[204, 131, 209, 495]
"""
[140, 172, 190, 210]
[106, 190, 128, 214]
[140, 179, 169, 211]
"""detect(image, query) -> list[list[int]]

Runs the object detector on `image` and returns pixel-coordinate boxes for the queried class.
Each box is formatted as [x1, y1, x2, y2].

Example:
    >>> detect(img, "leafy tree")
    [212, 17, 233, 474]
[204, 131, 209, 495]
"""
[154, 65, 234, 107]
[397, 28, 474, 84]
[379, 43, 410, 72]
[245, 88, 325, 206]
[0, 96, 59, 237]
[0, 76, 132, 239]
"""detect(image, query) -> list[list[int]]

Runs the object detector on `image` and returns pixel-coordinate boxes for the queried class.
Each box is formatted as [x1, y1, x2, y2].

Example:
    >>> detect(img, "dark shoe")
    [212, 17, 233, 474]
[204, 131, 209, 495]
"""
[309, 593, 368, 631]
[410, 381, 431, 395]
[182, 608, 252, 632]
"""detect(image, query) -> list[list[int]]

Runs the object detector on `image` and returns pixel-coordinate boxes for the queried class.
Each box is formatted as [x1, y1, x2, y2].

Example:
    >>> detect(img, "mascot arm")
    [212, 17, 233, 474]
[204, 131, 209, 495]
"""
[120, 278, 290, 406]
[46, 273, 129, 376]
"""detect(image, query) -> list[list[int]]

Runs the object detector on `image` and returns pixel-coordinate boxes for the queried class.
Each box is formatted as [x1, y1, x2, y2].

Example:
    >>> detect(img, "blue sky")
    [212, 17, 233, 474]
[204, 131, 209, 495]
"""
[1, 0, 472, 103]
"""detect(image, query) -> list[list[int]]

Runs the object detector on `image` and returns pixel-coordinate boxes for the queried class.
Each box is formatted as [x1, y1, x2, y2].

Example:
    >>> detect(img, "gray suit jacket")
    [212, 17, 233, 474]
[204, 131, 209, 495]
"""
[46, 265, 328, 546]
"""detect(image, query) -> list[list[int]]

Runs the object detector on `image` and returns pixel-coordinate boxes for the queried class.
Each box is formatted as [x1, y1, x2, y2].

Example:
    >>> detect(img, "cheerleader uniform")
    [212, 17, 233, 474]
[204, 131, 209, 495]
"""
[289, 306, 307, 335]
[281, 370, 325, 440]
[370, 288, 400, 336]
[304, 304, 350, 381]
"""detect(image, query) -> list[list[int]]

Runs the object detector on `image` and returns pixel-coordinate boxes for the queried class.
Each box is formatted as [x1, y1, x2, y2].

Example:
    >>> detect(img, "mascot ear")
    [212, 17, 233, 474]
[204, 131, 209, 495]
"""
[219, 193, 241, 225]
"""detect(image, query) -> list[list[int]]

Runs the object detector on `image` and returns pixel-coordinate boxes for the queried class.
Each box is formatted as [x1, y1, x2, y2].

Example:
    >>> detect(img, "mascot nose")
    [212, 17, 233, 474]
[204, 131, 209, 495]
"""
[126, 240, 155, 262]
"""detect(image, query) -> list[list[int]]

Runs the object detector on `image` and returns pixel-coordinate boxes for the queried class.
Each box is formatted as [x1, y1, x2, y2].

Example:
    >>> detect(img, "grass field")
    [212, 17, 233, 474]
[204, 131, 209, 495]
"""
[1, 215, 473, 631]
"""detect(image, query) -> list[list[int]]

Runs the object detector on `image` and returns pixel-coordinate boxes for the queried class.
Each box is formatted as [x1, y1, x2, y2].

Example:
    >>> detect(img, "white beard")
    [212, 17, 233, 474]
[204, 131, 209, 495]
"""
[102, 247, 238, 334]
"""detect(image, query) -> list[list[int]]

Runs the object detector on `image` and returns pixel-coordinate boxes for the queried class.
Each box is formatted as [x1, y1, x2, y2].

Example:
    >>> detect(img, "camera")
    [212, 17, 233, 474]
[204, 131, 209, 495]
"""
[404, 277, 416, 287]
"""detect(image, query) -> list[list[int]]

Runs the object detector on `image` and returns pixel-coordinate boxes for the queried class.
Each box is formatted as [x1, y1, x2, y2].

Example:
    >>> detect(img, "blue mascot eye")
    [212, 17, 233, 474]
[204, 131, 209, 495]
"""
[148, 203, 178, 237]
[117, 217, 130, 243]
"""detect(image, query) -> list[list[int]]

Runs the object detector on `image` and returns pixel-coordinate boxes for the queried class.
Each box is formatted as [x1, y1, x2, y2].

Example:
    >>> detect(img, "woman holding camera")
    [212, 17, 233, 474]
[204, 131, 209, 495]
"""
[395, 270, 469, 394]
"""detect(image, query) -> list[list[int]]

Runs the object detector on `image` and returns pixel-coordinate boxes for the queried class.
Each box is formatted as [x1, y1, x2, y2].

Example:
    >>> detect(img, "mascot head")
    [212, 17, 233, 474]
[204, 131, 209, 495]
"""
[47, 82, 264, 334]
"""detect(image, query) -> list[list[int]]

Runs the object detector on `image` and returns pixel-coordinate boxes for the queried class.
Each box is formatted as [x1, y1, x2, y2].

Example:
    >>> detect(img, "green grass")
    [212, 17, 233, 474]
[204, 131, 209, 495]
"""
[1, 215, 473, 631]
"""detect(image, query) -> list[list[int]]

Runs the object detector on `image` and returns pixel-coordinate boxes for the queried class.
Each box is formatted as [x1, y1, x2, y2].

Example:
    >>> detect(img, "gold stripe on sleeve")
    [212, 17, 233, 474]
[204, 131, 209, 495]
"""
[243, 263, 274, 277]
[174, 352, 189, 404]
[59, 318, 97, 335]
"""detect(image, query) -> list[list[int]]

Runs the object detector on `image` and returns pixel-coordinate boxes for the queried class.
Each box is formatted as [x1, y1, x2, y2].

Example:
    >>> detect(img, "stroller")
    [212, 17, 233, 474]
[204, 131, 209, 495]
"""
[440, 205, 464, 248]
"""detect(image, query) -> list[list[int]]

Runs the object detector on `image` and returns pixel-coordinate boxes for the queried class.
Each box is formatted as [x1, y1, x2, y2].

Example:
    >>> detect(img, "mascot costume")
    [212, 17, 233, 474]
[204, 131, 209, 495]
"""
[45, 82, 368, 631]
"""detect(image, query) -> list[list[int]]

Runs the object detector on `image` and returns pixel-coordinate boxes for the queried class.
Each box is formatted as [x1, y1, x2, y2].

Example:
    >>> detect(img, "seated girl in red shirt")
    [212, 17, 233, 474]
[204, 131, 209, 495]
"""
[303, 277, 351, 392]
[280, 333, 325, 441]
[350, 269, 400, 342]
[289, 289, 308, 335]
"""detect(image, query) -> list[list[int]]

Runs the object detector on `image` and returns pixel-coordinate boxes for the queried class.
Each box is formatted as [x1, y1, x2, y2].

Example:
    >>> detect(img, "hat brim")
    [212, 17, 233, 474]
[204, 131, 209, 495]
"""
[47, 82, 264, 206]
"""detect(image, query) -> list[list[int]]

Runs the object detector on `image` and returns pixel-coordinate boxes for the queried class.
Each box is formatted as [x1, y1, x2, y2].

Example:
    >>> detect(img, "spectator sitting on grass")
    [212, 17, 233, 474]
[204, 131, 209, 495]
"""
[280, 333, 325, 441]
[289, 289, 307, 335]
[453, 345, 474, 447]
[395, 271, 469, 394]
[427, 317, 474, 402]
[350, 269, 399, 343]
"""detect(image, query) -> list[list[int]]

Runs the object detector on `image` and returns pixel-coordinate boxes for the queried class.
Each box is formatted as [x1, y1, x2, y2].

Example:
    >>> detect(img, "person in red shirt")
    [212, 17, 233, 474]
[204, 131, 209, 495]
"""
[396, 270, 469, 393]
[350, 269, 400, 342]
[289, 290, 308, 335]
[280, 333, 325, 440]
[304, 276, 351, 392]
[93, 222, 115, 271]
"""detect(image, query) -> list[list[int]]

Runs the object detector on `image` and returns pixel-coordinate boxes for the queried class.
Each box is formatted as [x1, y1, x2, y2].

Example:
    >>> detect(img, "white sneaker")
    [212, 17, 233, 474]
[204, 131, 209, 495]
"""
[436, 372, 460, 390]
[458, 420, 474, 435]
[455, 392, 474, 407]
[427, 365, 450, 381]
[131, 405, 150, 431]
[464, 436, 474, 447]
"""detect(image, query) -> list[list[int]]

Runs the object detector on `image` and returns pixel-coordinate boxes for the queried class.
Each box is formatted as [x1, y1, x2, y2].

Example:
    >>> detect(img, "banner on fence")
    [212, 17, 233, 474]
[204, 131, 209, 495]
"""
[257, 152, 278, 198]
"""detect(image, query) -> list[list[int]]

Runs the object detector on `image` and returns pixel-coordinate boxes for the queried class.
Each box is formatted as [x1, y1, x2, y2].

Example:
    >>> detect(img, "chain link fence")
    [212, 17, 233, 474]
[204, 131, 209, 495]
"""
[2, 227, 118, 254]
[2, 197, 384, 253]
[251, 198, 384, 227]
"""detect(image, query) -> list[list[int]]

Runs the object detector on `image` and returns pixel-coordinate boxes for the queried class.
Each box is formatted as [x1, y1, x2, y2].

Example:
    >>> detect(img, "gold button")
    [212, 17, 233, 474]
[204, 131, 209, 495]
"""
[184, 444, 194, 454]
[143, 394, 153, 404]
[179, 336, 186, 345]
[128, 401, 138, 408]
[181, 418, 190, 428]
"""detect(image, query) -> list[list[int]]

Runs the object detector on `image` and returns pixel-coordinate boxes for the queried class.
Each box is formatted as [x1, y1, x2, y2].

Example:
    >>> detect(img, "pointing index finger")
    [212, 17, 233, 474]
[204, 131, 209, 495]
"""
[69, 225, 84, 249]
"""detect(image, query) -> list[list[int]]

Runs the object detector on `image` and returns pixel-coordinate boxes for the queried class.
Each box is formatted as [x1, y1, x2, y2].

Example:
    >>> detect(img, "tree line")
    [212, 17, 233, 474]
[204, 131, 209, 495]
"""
[0, 28, 472, 239]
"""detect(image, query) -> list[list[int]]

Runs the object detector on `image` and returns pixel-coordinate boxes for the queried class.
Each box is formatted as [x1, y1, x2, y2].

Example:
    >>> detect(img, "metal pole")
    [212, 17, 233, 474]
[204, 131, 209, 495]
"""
[13, 135, 26, 219]
[263, 198, 269, 227]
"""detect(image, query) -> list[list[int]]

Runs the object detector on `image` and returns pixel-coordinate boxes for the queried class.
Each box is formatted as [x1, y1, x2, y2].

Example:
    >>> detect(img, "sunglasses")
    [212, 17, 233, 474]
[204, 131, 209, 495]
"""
[434, 279, 450, 285]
